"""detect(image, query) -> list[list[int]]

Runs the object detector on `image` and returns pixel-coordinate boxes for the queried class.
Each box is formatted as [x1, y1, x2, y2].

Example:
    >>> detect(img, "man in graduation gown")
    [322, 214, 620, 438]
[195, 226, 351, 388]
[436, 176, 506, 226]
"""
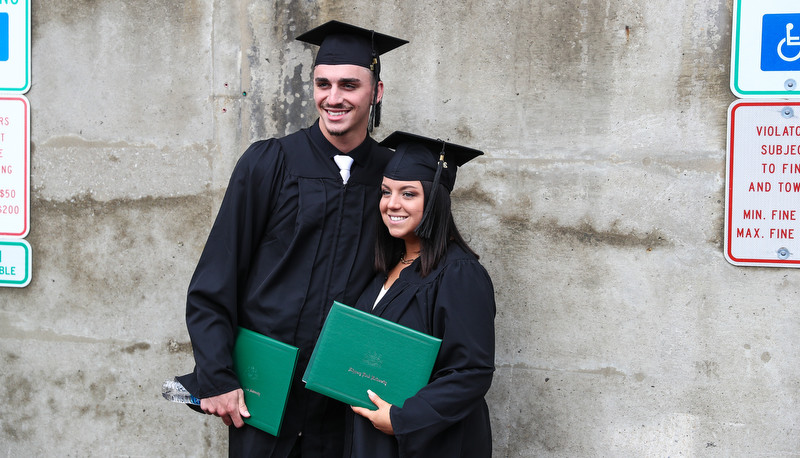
[176, 21, 407, 457]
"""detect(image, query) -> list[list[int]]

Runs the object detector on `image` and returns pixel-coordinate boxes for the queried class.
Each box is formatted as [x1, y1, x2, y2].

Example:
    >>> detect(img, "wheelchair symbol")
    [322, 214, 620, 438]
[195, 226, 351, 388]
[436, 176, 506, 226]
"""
[778, 23, 800, 62]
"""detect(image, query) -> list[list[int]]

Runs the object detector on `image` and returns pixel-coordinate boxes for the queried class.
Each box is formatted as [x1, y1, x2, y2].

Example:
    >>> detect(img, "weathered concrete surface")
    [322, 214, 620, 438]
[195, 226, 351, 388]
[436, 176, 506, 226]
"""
[2, 0, 798, 456]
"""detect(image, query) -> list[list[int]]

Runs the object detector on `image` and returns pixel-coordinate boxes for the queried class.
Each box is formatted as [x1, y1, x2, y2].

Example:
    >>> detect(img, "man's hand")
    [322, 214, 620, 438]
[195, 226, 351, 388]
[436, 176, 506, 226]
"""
[200, 388, 250, 428]
[351, 389, 394, 435]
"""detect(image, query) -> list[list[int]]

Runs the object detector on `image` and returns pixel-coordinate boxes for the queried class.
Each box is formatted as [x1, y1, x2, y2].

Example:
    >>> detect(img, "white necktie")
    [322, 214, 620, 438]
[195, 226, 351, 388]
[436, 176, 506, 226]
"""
[333, 155, 354, 184]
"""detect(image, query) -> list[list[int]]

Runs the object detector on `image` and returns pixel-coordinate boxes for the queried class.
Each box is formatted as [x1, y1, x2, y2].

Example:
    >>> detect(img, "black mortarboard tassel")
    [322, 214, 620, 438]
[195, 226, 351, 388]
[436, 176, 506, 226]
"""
[297, 21, 408, 132]
[380, 131, 483, 238]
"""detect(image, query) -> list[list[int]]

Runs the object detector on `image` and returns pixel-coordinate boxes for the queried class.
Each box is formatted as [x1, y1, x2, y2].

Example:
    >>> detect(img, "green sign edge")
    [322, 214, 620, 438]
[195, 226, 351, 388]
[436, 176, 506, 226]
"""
[0, 240, 30, 285]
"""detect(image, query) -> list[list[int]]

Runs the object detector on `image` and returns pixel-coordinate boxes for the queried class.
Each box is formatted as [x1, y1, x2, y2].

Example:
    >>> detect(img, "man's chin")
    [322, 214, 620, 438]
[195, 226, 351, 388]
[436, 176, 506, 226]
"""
[321, 121, 350, 137]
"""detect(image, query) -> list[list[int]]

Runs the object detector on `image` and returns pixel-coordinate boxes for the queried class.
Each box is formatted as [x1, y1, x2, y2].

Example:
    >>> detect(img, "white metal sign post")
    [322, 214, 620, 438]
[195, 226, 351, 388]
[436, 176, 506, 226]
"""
[0, 238, 30, 287]
[0, 95, 29, 238]
[0, 0, 30, 93]
[726, 100, 800, 267]
[731, 0, 800, 98]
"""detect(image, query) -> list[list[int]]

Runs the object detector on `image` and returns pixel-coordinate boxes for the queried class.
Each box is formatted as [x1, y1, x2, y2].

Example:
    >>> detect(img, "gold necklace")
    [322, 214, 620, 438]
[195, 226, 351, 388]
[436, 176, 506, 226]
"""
[400, 252, 419, 265]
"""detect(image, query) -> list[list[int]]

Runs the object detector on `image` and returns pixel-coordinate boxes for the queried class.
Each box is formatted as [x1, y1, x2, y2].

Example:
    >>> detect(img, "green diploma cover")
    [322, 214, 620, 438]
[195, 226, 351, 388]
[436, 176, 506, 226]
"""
[232, 327, 299, 436]
[303, 301, 442, 409]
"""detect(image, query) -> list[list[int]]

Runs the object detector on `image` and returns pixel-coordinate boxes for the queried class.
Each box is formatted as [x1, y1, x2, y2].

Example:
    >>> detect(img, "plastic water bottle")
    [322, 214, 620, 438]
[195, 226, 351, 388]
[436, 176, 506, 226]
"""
[162, 379, 200, 405]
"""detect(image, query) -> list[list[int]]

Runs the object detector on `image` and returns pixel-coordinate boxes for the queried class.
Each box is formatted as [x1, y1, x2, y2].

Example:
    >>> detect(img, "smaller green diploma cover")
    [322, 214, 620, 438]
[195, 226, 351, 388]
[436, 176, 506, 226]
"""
[232, 327, 299, 436]
[303, 301, 442, 409]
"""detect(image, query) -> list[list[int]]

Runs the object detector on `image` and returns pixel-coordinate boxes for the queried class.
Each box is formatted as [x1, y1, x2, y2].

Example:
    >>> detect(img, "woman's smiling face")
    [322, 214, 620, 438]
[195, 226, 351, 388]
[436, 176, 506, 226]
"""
[380, 177, 424, 243]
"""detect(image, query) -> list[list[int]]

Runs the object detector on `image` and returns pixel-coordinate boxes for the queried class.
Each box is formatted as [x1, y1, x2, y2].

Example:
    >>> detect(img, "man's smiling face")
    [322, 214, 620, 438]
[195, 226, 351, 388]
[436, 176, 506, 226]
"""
[313, 64, 383, 143]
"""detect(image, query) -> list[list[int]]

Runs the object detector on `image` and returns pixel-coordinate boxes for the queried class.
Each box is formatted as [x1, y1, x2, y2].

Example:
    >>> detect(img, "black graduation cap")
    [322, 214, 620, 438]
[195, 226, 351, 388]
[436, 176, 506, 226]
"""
[380, 131, 483, 238]
[380, 131, 483, 191]
[296, 20, 407, 74]
[296, 21, 408, 131]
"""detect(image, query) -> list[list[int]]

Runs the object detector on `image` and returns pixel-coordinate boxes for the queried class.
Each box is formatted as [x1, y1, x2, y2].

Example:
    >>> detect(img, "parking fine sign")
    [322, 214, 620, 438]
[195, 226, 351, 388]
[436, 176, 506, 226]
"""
[725, 100, 800, 267]
[732, 1, 800, 98]
[0, 95, 29, 238]
[0, 0, 30, 93]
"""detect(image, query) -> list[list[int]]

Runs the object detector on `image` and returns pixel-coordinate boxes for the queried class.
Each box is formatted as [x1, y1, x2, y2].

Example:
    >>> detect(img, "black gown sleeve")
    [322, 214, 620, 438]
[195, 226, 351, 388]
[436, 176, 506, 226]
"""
[178, 139, 286, 399]
[389, 259, 496, 454]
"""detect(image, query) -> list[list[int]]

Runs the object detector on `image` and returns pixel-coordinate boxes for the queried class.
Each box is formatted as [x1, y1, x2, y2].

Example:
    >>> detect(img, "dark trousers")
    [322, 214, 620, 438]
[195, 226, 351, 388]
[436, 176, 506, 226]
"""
[229, 425, 342, 458]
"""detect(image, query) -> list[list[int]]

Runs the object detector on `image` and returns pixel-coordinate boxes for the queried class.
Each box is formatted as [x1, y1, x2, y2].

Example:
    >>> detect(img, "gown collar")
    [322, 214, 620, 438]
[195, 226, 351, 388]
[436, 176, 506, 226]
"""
[309, 120, 373, 166]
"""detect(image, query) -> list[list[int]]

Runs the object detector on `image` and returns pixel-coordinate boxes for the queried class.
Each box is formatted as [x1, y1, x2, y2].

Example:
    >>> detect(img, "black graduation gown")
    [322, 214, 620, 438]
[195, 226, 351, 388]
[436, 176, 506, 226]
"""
[345, 243, 496, 458]
[177, 120, 392, 457]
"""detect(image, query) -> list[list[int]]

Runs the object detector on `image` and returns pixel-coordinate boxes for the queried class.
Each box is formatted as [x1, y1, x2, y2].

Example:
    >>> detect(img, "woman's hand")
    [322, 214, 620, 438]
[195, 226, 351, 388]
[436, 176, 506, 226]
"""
[351, 389, 395, 435]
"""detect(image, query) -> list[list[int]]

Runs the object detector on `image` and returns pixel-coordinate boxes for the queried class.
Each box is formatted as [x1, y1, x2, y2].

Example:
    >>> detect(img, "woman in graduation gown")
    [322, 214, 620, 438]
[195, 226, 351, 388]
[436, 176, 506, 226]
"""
[346, 132, 496, 457]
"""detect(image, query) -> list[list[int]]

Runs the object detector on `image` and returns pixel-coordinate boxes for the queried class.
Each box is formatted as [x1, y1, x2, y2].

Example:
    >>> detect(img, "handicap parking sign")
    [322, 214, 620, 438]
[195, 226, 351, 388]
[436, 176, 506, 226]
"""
[732, 1, 800, 97]
[0, 12, 7, 62]
[0, 1, 29, 93]
[761, 14, 800, 71]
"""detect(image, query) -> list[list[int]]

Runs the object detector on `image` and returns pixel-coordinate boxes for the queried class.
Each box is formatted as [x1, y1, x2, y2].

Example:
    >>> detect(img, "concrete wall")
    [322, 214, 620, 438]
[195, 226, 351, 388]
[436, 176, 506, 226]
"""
[2, 0, 798, 455]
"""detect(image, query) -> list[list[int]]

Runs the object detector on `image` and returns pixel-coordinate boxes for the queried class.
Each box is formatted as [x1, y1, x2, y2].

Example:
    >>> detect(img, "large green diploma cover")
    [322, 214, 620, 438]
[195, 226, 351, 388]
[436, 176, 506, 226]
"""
[232, 327, 299, 436]
[303, 301, 442, 409]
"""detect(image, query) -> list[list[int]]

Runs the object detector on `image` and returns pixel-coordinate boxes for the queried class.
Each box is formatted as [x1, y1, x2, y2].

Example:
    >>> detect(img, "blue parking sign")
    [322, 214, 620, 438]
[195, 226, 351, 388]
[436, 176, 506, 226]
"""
[0, 13, 8, 62]
[0, 1, 29, 93]
[761, 13, 800, 71]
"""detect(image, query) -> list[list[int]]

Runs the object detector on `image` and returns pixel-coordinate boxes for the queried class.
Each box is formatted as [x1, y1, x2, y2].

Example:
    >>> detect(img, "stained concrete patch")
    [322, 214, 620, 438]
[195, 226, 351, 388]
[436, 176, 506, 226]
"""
[452, 181, 497, 207]
[1, 374, 35, 441]
[167, 339, 193, 354]
[122, 342, 151, 354]
[7, 193, 214, 346]
[542, 219, 670, 249]
[32, 138, 214, 202]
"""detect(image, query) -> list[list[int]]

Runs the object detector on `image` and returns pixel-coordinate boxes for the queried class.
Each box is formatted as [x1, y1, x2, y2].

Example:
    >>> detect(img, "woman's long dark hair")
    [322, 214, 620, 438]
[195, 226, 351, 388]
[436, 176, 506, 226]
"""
[374, 180, 478, 277]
